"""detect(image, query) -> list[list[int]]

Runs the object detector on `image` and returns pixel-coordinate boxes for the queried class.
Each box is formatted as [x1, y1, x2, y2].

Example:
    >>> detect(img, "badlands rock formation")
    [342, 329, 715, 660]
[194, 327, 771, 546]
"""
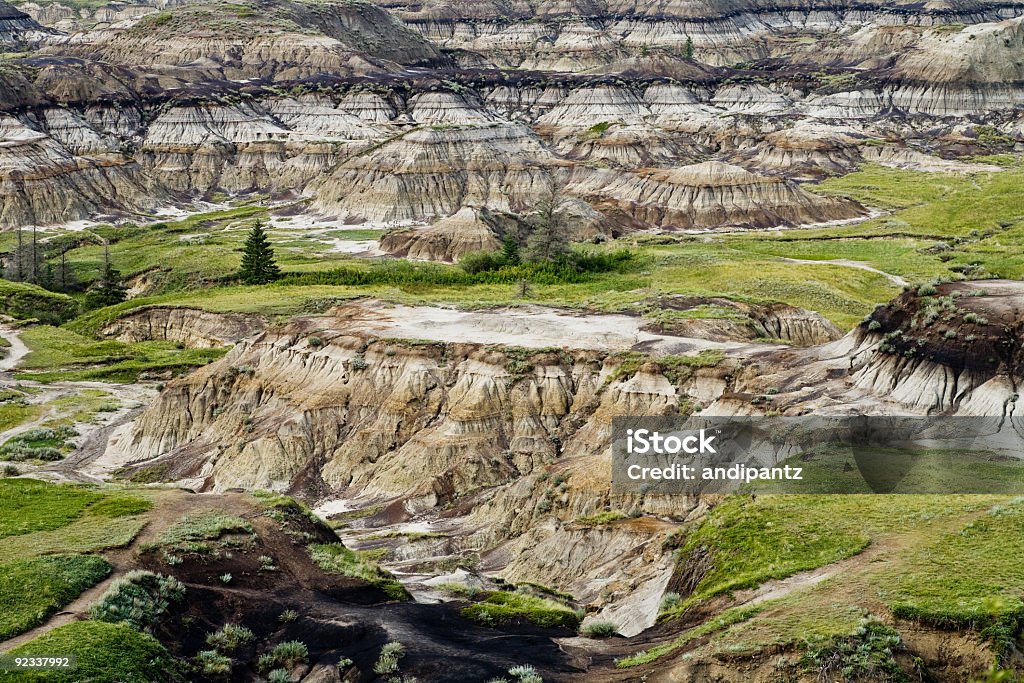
[96, 282, 1023, 633]
[0, 0, 39, 47]
[2, 0, 1023, 232]
[379, 207, 502, 261]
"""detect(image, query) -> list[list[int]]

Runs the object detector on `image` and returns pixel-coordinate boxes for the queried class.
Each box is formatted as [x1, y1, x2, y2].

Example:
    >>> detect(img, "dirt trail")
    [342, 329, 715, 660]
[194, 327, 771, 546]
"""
[0, 323, 30, 373]
[778, 257, 908, 286]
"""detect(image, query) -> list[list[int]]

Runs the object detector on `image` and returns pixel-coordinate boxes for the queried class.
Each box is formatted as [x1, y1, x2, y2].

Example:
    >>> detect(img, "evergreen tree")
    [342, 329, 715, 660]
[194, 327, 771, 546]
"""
[84, 243, 127, 309]
[501, 233, 521, 265]
[237, 222, 281, 285]
[56, 249, 80, 293]
[4, 229, 43, 284]
[684, 36, 694, 59]
[525, 183, 571, 263]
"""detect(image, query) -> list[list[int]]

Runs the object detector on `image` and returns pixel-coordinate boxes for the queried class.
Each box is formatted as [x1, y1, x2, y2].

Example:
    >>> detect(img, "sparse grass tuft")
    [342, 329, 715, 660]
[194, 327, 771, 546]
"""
[309, 543, 409, 600]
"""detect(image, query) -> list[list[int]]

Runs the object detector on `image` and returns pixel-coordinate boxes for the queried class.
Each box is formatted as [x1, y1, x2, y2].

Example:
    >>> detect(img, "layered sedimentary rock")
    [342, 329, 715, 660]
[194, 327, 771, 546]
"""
[308, 122, 562, 222]
[0, 0, 41, 47]
[573, 160, 863, 229]
[379, 207, 502, 262]
[44, 0, 443, 81]
[381, 0, 1024, 69]
[0, 114, 158, 227]
[100, 307, 268, 347]
[103, 282, 1024, 633]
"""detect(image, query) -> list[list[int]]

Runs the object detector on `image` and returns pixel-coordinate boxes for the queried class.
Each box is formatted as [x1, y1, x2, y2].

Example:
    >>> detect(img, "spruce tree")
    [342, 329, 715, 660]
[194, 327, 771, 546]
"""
[84, 244, 127, 309]
[525, 183, 571, 263]
[501, 233, 521, 265]
[237, 222, 281, 285]
[684, 36, 694, 59]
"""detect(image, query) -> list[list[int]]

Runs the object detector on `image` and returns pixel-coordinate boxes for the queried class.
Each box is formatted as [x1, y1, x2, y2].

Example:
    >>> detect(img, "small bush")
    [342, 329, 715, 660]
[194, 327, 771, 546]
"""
[373, 641, 405, 675]
[90, 570, 185, 632]
[195, 649, 232, 676]
[581, 621, 618, 638]
[267, 670, 291, 683]
[508, 664, 543, 683]
[206, 624, 254, 652]
[278, 609, 298, 623]
[271, 641, 308, 669]
[660, 592, 682, 613]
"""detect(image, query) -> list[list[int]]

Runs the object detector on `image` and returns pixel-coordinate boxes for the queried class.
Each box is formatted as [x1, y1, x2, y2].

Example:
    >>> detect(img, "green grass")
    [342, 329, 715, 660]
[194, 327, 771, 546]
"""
[308, 543, 409, 600]
[460, 590, 583, 629]
[879, 499, 1024, 628]
[152, 513, 253, 555]
[0, 479, 102, 540]
[0, 620, 180, 682]
[662, 495, 998, 621]
[0, 514, 147, 564]
[616, 605, 763, 668]
[14, 325, 226, 383]
[0, 480, 152, 563]
[0, 555, 112, 640]
[0, 402, 42, 433]
[664, 496, 871, 619]
[0, 280, 78, 324]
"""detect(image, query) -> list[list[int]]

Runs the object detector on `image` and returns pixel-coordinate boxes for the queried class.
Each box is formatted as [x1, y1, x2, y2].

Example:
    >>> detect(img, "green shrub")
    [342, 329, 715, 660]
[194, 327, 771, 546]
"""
[659, 592, 682, 612]
[90, 570, 185, 632]
[508, 664, 543, 683]
[270, 640, 308, 668]
[267, 670, 291, 683]
[373, 641, 405, 675]
[195, 649, 232, 676]
[580, 621, 618, 638]
[206, 624, 254, 652]
[801, 617, 905, 681]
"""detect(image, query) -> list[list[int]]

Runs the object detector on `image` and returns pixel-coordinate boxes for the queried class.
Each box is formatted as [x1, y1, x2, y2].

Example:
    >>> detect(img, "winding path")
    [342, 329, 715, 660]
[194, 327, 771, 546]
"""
[778, 257, 908, 286]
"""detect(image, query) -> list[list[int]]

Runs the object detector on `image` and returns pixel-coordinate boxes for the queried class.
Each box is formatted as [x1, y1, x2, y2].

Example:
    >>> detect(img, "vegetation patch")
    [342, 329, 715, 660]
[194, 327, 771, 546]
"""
[801, 616, 907, 682]
[0, 554, 112, 639]
[0, 425, 78, 462]
[151, 513, 254, 556]
[308, 542, 409, 600]
[0, 279, 78, 324]
[90, 570, 186, 632]
[880, 499, 1024, 629]
[0, 479, 101, 539]
[460, 590, 582, 629]
[15, 325, 226, 384]
[663, 496, 872, 619]
[617, 604, 763, 668]
[0, 620, 180, 682]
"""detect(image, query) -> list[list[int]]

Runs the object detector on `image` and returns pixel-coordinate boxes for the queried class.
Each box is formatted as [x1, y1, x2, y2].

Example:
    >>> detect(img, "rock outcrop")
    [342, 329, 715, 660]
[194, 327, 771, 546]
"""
[0, 0, 42, 48]
[379, 207, 502, 262]
[99, 307, 268, 348]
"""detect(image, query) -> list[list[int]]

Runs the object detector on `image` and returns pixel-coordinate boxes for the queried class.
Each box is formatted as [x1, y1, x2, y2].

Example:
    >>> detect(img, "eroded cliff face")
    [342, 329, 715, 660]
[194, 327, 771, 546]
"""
[99, 306, 268, 347]
[0, 0, 42, 48]
[102, 283, 1024, 633]
[4, 0, 1024, 230]
[381, 0, 1024, 69]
